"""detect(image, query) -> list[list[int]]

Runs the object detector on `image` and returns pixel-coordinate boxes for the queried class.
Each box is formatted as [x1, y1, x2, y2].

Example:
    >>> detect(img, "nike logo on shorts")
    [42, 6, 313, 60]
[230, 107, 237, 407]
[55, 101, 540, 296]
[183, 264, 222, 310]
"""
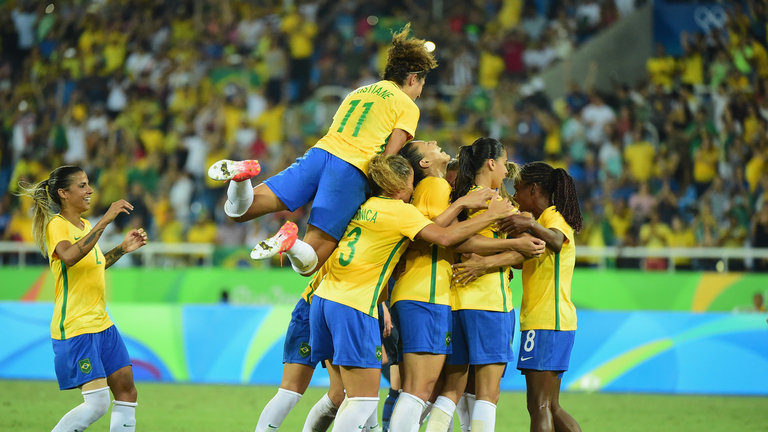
[520, 356, 533, 361]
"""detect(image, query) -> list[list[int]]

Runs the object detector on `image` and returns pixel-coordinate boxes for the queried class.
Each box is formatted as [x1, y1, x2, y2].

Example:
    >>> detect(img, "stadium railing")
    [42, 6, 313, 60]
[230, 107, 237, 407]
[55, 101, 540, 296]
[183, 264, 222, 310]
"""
[3, 242, 768, 271]
[0, 242, 214, 267]
[576, 246, 768, 272]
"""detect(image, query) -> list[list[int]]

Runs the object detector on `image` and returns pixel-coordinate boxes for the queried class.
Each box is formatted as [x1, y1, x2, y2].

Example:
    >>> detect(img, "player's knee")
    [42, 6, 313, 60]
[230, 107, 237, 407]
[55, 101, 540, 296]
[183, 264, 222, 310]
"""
[526, 398, 551, 415]
[84, 388, 111, 421]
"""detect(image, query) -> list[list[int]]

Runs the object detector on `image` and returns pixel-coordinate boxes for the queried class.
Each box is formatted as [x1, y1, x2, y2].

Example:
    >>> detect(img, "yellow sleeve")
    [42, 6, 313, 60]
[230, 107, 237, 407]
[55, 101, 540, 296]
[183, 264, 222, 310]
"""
[393, 96, 419, 139]
[45, 217, 70, 258]
[540, 208, 574, 245]
[412, 177, 452, 219]
[399, 203, 434, 241]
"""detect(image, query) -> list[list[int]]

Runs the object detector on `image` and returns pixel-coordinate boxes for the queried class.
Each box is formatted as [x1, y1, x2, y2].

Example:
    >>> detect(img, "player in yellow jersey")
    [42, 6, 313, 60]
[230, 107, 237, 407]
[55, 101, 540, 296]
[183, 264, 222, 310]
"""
[415, 137, 522, 432]
[207, 23, 437, 279]
[454, 161, 584, 432]
[308, 154, 514, 430]
[254, 263, 347, 432]
[503, 161, 583, 432]
[19, 166, 148, 432]
[389, 140, 546, 432]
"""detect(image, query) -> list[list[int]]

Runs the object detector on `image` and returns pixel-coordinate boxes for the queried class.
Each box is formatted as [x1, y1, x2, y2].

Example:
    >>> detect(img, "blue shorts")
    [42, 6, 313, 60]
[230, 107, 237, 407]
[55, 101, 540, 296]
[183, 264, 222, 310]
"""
[446, 309, 516, 366]
[309, 296, 382, 368]
[393, 300, 452, 360]
[516, 330, 575, 374]
[283, 298, 317, 367]
[263, 148, 369, 240]
[51, 325, 132, 390]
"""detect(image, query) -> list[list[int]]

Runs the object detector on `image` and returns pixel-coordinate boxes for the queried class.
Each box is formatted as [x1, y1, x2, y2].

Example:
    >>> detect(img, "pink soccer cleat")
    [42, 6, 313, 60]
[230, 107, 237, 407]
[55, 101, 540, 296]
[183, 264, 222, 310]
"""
[250, 221, 299, 266]
[207, 159, 261, 182]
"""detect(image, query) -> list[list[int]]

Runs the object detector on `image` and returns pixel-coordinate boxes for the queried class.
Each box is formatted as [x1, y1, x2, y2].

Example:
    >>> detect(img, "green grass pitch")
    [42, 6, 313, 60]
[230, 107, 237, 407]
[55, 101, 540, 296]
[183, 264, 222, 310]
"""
[1, 380, 765, 431]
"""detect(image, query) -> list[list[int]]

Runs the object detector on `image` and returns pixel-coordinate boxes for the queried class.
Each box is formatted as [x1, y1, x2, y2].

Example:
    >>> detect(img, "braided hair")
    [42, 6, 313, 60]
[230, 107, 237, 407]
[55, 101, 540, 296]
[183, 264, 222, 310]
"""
[451, 137, 505, 220]
[17, 165, 85, 255]
[519, 162, 582, 233]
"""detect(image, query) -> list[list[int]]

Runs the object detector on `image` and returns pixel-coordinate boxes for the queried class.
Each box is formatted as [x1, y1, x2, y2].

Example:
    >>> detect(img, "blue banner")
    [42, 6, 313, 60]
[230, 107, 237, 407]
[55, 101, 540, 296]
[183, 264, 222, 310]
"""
[2, 302, 767, 395]
[653, 0, 732, 56]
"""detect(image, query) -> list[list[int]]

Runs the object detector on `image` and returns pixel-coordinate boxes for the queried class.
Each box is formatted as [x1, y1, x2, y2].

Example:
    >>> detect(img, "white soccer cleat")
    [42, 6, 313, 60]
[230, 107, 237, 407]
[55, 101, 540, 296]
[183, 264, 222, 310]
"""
[250, 222, 299, 265]
[207, 159, 261, 182]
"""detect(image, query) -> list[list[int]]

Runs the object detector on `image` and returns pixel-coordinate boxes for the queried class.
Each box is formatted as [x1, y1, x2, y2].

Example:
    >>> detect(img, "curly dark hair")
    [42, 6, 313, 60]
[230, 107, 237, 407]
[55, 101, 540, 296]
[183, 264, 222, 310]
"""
[382, 23, 438, 84]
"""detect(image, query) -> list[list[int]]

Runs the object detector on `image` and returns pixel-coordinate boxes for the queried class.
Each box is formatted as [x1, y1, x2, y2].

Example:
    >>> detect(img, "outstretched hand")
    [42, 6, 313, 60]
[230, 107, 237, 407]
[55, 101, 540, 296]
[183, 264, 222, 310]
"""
[121, 228, 148, 253]
[103, 200, 134, 224]
[459, 187, 495, 210]
[498, 212, 535, 236]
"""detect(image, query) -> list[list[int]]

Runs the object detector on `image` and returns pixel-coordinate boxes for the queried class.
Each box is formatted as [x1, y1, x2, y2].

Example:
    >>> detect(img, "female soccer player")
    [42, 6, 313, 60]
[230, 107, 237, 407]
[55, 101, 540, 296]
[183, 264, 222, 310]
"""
[208, 23, 437, 277]
[430, 137, 522, 432]
[20, 165, 148, 432]
[503, 161, 583, 432]
[389, 140, 545, 432]
[309, 154, 514, 430]
[254, 263, 346, 432]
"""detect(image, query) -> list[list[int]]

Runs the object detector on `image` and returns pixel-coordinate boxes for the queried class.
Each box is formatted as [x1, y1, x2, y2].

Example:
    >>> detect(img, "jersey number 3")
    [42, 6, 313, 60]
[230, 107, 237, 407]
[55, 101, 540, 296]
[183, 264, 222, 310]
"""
[337, 100, 374, 137]
[338, 227, 362, 266]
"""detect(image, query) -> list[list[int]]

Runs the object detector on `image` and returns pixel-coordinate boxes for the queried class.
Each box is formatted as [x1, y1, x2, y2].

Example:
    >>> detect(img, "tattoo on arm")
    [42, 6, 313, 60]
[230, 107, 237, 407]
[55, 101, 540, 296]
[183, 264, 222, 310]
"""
[75, 228, 104, 257]
[104, 245, 125, 269]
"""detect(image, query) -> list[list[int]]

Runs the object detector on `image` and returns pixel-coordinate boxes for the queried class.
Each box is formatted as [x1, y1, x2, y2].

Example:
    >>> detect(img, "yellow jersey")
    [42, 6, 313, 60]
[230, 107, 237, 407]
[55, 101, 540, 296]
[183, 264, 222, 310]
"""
[315, 197, 433, 318]
[300, 261, 329, 304]
[392, 177, 454, 306]
[520, 206, 576, 331]
[314, 80, 419, 174]
[46, 215, 113, 340]
[451, 187, 514, 313]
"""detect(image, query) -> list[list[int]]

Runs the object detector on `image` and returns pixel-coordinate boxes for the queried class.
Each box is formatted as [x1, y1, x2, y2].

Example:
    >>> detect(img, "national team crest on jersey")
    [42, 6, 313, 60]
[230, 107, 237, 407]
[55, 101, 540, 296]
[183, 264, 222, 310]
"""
[299, 342, 311, 358]
[79, 358, 92, 374]
[445, 332, 452, 347]
[376, 345, 382, 361]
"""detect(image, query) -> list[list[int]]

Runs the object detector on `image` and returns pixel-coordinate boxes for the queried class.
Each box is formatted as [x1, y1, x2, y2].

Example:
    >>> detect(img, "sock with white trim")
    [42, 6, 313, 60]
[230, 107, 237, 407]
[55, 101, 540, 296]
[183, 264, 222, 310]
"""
[52, 387, 111, 432]
[388, 392, 426, 432]
[469, 399, 496, 432]
[255, 388, 302, 431]
[425, 396, 456, 432]
[110, 400, 137, 432]
[331, 397, 378, 431]
[224, 178, 254, 217]
[302, 393, 339, 432]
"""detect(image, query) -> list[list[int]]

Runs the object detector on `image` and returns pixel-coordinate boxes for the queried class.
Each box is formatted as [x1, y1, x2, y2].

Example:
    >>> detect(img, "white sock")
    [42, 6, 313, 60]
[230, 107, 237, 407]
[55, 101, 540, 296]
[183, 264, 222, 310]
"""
[363, 406, 381, 432]
[388, 392, 426, 432]
[469, 400, 496, 432]
[331, 397, 378, 431]
[52, 387, 110, 432]
[224, 178, 254, 217]
[420, 401, 434, 425]
[457, 393, 475, 432]
[302, 393, 338, 432]
[286, 239, 318, 275]
[256, 388, 302, 431]
[425, 396, 455, 432]
[110, 400, 137, 431]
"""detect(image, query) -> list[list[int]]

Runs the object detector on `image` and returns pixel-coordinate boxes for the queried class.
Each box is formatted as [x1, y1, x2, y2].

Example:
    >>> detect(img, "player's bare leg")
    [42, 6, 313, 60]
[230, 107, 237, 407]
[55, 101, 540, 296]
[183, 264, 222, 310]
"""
[524, 370, 558, 432]
[551, 375, 581, 432]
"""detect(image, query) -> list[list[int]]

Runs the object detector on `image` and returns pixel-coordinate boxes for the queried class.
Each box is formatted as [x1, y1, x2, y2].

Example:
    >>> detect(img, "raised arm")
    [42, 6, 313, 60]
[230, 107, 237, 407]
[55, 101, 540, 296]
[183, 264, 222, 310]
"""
[416, 196, 513, 247]
[499, 213, 566, 252]
[382, 128, 411, 156]
[452, 251, 526, 285]
[431, 187, 495, 227]
[104, 228, 148, 269]
[454, 233, 546, 257]
[54, 200, 134, 267]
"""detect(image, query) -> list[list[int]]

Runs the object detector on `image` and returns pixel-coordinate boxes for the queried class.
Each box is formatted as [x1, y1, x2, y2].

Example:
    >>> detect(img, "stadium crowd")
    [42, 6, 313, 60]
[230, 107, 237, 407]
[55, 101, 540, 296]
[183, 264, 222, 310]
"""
[1, 0, 767, 270]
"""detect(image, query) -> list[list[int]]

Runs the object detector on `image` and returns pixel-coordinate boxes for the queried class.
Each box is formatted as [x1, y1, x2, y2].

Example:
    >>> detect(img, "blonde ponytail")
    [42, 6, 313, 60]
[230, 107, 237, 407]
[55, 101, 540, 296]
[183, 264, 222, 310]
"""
[368, 154, 413, 197]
